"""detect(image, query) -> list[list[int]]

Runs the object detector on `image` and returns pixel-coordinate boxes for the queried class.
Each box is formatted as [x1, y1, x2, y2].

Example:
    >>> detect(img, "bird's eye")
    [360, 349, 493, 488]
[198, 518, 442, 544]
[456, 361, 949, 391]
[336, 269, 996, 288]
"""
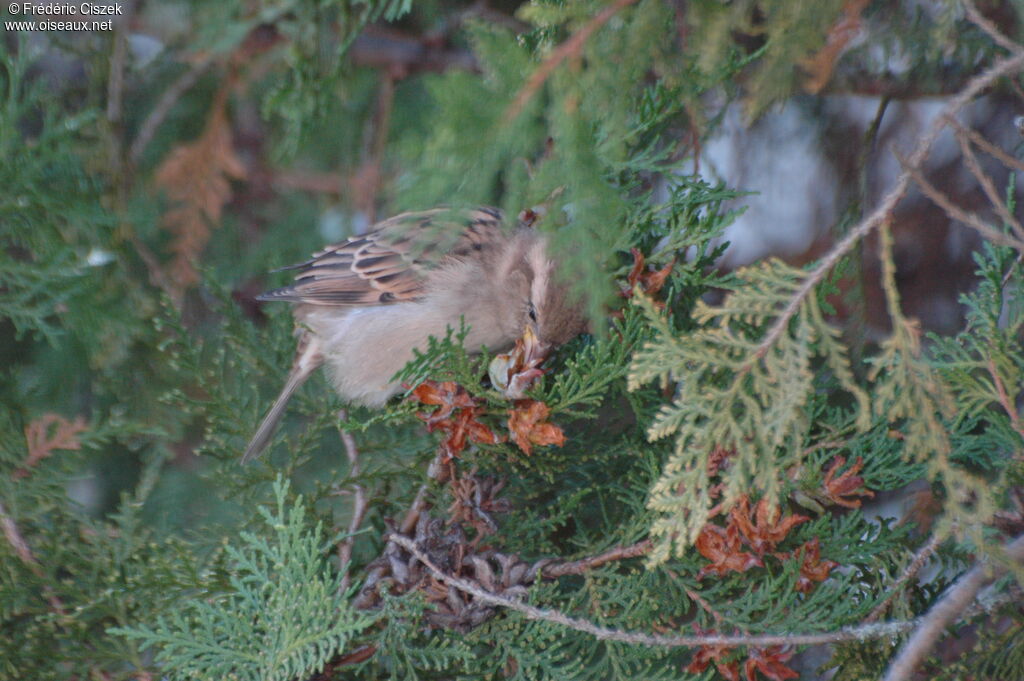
[528, 302, 538, 322]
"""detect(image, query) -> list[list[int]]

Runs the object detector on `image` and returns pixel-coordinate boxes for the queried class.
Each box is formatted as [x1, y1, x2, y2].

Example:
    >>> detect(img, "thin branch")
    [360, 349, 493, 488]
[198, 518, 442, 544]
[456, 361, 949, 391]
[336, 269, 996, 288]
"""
[351, 73, 397, 223]
[684, 586, 727, 625]
[882, 532, 1024, 681]
[273, 170, 345, 194]
[895, 150, 1024, 251]
[962, 0, 1024, 56]
[105, 0, 133, 176]
[399, 453, 447, 535]
[350, 29, 477, 74]
[945, 116, 1024, 174]
[0, 500, 69, 616]
[388, 533, 961, 649]
[336, 410, 369, 592]
[753, 49, 1024, 360]
[987, 358, 1024, 439]
[129, 55, 215, 164]
[503, 0, 639, 123]
[954, 126, 1024, 241]
[542, 539, 652, 577]
[866, 531, 945, 622]
[0, 500, 39, 566]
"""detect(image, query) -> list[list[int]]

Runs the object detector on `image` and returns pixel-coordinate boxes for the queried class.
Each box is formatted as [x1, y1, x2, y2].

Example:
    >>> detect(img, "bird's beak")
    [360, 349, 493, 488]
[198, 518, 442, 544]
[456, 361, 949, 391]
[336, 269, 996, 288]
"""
[521, 324, 550, 368]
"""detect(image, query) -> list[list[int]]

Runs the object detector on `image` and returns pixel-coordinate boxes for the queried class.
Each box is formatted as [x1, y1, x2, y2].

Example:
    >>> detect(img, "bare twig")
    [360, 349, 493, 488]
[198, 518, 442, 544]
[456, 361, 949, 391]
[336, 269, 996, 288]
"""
[0, 500, 39, 566]
[351, 74, 397, 223]
[946, 116, 1024, 174]
[129, 55, 216, 164]
[954, 127, 1024, 241]
[987, 358, 1024, 439]
[503, 0, 639, 123]
[399, 453, 447, 535]
[274, 170, 345, 194]
[882, 533, 1024, 681]
[896, 150, 1024, 251]
[105, 0, 132, 177]
[962, 0, 1024, 56]
[0, 501, 69, 616]
[390, 533, 1001, 649]
[866, 532, 945, 622]
[541, 539, 652, 577]
[684, 586, 727, 625]
[336, 410, 369, 591]
[753, 49, 1024, 360]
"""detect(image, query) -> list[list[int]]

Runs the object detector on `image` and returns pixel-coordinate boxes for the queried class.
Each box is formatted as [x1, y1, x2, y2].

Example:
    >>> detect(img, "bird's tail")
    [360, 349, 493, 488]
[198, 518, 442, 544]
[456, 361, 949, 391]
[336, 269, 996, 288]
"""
[241, 334, 322, 464]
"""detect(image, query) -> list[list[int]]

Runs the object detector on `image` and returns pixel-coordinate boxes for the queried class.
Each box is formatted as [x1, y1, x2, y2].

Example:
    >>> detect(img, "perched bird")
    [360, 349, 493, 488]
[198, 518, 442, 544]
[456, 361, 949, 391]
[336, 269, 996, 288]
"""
[241, 207, 587, 463]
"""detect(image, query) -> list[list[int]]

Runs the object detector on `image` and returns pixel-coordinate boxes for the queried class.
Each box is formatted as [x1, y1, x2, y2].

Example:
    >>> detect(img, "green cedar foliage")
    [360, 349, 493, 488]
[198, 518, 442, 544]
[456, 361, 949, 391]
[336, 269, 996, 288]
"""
[2, 1, 1024, 680]
[111, 477, 376, 681]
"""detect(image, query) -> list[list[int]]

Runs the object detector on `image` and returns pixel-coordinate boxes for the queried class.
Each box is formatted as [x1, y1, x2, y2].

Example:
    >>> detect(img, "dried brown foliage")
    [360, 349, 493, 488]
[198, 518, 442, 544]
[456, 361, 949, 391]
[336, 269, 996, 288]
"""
[506, 399, 565, 455]
[686, 636, 741, 681]
[800, 0, 870, 94]
[687, 636, 799, 681]
[820, 456, 874, 509]
[695, 524, 764, 580]
[154, 84, 246, 297]
[742, 646, 800, 681]
[695, 495, 821, 585]
[16, 413, 88, 479]
[618, 247, 675, 314]
[730, 497, 809, 557]
[784, 538, 839, 594]
[410, 381, 503, 461]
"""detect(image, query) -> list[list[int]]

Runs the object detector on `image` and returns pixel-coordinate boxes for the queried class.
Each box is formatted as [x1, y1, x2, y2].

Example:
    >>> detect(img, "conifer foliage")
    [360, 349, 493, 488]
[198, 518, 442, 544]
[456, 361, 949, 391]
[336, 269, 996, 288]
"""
[3, 1, 1024, 680]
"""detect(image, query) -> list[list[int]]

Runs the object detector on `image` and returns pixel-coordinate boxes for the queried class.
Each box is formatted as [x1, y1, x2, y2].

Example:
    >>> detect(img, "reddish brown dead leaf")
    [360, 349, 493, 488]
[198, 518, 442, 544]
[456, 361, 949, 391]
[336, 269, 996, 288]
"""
[821, 456, 874, 509]
[786, 538, 839, 594]
[613, 248, 676, 320]
[801, 0, 870, 94]
[743, 646, 799, 681]
[155, 84, 246, 296]
[507, 399, 565, 456]
[695, 523, 764, 580]
[686, 639, 740, 681]
[730, 497, 809, 556]
[707, 445, 736, 476]
[411, 381, 476, 422]
[16, 414, 88, 479]
[335, 645, 378, 668]
[621, 248, 676, 303]
[411, 381, 503, 461]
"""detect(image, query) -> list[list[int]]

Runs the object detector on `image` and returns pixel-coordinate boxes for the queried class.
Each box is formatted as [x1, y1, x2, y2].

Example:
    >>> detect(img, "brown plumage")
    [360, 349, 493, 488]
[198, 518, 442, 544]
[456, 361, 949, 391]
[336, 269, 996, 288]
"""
[241, 207, 587, 463]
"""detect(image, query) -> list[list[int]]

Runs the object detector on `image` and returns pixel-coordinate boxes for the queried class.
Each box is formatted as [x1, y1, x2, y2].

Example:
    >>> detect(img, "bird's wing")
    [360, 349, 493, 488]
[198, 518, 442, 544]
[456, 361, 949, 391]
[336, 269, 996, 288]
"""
[257, 207, 505, 306]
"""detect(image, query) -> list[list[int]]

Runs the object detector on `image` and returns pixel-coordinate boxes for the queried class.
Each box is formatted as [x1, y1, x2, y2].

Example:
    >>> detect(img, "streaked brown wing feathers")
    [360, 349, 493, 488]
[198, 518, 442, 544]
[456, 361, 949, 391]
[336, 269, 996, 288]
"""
[257, 208, 505, 307]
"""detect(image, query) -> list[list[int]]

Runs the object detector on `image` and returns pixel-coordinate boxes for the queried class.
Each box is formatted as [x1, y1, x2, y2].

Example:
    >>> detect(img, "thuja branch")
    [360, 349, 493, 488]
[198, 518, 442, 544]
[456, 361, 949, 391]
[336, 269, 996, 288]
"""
[754, 47, 1024, 360]
[503, 0, 639, 122]
[866, 531, 945, 623]
[883, 532, 1024, 681]
[0, 500, 39, 567]
[388, 533, 997, 649]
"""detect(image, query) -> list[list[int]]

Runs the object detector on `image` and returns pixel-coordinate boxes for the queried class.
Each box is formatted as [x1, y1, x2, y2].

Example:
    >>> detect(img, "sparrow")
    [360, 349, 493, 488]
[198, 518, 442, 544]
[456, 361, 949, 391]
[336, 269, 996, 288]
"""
[241, 207, 587, 463]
